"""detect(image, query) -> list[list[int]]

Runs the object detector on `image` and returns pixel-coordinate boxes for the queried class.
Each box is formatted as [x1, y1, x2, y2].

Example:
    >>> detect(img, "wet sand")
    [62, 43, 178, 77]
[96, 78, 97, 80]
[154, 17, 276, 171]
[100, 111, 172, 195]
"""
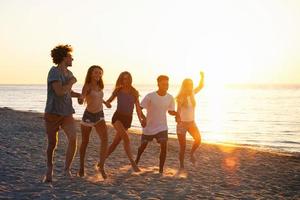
[0, 107, 299, 199]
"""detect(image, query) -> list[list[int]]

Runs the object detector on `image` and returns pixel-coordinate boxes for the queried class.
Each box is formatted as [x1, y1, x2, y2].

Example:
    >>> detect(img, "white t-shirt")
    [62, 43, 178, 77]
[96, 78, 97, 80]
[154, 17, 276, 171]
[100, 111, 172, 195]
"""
[179, 97, 195, 122]
[141, 92, 175, 135]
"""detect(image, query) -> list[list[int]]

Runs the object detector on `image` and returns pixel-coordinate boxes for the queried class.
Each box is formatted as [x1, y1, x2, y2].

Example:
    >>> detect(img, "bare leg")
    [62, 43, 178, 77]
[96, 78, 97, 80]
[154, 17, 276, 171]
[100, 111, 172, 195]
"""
[177, 134, 186, 170]
[113, 121, 140, 172]
[135, 142, 148, 165]
[159, 141, 167, 173]
[45, 132, 58, 182]
[106, 133, 122, 158]
[62, 122, 77, 176]
[188, 125, 201, 164]
[79, 125, 92, 177]
[95, 121, 108, 179]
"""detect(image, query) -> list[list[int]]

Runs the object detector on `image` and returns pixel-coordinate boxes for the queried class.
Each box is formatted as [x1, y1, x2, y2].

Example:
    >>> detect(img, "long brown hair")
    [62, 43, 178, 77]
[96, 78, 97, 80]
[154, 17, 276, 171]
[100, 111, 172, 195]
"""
[84, 65, 104, 90]
[113, 71, 139, 99]
[176, 78, 196, 107]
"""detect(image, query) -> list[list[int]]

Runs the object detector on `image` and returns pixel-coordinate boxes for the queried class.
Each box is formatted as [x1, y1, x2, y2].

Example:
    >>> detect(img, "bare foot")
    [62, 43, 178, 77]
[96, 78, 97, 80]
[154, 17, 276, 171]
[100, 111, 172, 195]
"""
[134, 158, 139, 165]
[179, 167, 185, 172]
[190, 155, 196, 165]
[44, 168, 53, 183]
[97, 162, 101, 168]
[64, 169, 73, 178]
[159, 168, 164, 174]
[78, 168, 85, 177]
[98, 167, 107, 179]
[131, 163, 141, 172]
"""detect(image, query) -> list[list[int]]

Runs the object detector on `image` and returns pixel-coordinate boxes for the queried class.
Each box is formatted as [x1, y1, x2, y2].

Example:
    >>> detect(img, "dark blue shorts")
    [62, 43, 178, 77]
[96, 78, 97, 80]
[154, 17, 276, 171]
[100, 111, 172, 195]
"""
[81, 109, 104, 127]
[141, 131, 168, 144]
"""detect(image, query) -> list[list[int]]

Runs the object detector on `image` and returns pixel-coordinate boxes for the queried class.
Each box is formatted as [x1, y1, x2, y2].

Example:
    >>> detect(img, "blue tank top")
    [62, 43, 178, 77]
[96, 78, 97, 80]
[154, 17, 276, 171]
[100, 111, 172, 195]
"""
[116, 91, 136, 115]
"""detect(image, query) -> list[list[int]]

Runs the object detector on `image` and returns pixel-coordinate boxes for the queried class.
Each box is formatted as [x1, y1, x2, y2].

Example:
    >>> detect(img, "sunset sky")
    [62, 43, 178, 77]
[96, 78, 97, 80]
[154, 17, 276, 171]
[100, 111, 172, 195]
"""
[0, 0, 299, 86]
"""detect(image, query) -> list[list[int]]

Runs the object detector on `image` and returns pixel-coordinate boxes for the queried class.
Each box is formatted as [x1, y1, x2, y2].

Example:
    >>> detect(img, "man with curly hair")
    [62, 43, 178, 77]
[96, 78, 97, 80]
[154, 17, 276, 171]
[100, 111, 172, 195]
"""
[44, 44, 81, 182]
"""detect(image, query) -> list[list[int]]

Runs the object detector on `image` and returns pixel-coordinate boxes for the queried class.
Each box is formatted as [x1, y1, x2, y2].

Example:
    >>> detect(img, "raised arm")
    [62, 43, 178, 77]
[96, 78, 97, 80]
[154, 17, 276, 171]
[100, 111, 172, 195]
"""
[194, 71, 204, 94]
[52, 77, 77, 96]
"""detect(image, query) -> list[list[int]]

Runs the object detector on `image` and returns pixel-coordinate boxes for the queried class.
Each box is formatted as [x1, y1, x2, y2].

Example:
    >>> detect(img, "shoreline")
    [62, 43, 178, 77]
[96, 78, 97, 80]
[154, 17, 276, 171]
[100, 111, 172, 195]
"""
[0, 107, 299, 199]
[4, 106, 300, 157]
[130, 125, 300, 157]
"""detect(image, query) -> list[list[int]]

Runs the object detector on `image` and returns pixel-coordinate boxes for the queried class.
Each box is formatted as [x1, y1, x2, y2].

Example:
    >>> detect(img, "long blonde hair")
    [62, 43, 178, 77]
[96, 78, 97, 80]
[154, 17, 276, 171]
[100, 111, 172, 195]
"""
[176, 78, 196, 107]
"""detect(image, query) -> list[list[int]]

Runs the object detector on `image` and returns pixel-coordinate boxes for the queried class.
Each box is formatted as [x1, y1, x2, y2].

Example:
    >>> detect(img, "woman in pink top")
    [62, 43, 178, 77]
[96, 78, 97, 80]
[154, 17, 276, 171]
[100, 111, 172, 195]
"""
[176, 72, 204, 170]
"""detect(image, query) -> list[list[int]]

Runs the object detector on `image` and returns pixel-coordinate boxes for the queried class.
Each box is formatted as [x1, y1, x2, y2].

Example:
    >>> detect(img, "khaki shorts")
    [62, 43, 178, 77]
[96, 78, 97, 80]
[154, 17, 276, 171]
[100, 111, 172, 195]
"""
[44, 113, 76, 137]
[176, 121, 198, 135]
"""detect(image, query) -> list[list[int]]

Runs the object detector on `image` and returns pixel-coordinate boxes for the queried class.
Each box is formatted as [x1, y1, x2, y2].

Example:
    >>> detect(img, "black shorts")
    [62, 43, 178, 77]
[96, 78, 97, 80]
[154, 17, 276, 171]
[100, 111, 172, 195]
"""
[112, 111, 133, 130]
[141, 131, 168, 144]
[81, 109, 104, 127]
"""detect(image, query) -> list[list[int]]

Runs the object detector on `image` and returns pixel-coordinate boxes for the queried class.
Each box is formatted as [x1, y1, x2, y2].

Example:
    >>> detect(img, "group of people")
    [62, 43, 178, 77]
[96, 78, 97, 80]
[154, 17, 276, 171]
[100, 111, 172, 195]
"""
[44, 44, 204, 182]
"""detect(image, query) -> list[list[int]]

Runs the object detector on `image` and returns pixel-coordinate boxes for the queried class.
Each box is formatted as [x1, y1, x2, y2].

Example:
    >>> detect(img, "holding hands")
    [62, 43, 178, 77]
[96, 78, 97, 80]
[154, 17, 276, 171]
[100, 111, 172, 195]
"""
[104, 101, 112, 108]
[77, 94, 84, 105]
[140, 114, 147, 128]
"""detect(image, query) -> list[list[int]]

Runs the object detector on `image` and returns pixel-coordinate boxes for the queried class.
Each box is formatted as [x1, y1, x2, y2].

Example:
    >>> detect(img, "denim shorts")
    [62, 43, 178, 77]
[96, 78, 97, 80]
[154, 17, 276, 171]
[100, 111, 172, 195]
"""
[81, 109, 105, 127]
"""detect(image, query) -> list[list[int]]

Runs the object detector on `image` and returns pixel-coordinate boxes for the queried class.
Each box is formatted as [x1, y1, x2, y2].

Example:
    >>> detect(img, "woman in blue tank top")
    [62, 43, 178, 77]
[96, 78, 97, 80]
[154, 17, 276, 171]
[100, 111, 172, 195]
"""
[105, 71, 146, 172]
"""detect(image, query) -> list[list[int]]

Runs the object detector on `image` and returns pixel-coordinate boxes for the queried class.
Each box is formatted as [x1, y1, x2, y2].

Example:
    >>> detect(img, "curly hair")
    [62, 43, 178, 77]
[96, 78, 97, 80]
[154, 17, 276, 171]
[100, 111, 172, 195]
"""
[51, 44, 73, 64]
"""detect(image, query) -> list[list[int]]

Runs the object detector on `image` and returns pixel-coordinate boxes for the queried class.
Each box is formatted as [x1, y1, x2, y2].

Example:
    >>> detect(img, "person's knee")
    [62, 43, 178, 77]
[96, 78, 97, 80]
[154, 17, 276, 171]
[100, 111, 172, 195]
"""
[63, 122, 77, 139]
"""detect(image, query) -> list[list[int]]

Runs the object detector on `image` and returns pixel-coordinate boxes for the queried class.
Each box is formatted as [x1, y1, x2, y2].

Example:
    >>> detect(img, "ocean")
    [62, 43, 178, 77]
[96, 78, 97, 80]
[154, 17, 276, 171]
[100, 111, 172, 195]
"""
[0, 84, 299, 153]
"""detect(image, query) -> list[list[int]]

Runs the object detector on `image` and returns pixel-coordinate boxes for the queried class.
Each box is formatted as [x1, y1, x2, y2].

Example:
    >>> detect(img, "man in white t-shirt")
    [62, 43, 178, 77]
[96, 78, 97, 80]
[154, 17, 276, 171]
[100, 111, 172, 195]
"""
[135, 75, 178, 174]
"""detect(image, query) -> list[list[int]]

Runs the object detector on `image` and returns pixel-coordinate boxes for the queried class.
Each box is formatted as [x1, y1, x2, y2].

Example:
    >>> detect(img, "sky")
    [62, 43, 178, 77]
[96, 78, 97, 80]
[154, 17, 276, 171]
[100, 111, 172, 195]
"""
[0, 0, 300, 86]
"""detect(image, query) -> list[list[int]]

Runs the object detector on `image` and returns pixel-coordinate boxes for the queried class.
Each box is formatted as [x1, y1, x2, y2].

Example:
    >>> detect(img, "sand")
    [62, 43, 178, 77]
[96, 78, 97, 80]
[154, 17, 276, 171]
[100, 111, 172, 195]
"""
[0, 107, 299, 199]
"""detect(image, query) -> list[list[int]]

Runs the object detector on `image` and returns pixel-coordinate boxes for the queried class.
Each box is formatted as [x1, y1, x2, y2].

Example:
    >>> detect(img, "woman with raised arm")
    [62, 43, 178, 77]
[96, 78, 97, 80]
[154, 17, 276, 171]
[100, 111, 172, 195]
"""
[176, 71, 204, 170]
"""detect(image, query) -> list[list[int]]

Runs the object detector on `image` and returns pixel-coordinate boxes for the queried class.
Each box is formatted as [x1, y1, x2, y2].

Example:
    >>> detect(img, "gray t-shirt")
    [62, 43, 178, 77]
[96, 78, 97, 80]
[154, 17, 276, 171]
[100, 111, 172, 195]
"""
[45, 66, 75, 116]
[116, 91, 136, 115]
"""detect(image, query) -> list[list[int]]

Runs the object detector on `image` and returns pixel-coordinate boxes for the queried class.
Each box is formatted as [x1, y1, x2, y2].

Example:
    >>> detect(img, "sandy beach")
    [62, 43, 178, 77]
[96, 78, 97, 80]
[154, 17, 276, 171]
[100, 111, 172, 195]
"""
[0, 107, 299, 199]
